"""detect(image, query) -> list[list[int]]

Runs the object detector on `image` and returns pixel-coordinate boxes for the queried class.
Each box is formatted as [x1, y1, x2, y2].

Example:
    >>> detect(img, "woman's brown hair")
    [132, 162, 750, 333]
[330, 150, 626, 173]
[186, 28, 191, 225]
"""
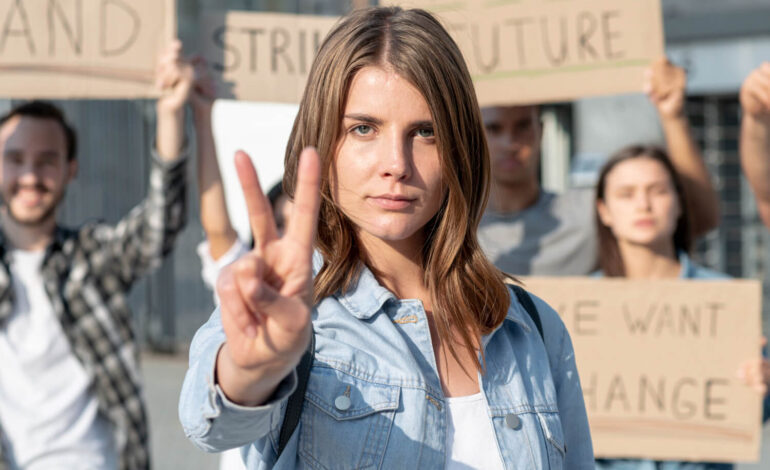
[595, 145, 692, 277]
[282, 6, 509, 371]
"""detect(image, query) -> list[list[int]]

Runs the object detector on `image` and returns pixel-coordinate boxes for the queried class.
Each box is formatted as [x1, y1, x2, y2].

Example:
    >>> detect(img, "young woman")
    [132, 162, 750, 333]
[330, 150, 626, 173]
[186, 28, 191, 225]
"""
[594, 145, 770, 470]
[179, 7, 593, 469]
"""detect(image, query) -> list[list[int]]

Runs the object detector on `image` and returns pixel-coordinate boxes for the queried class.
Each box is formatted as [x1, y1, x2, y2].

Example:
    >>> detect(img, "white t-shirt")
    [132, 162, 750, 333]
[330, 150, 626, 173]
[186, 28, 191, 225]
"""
[0, 250, 117, 470]
[197, 239, 250, 295]
[445, 393, 505, 470]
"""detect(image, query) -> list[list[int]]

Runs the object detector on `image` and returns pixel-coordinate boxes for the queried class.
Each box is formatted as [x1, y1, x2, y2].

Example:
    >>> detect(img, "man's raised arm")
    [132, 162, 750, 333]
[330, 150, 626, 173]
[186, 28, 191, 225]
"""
[740, 63, 770, 228]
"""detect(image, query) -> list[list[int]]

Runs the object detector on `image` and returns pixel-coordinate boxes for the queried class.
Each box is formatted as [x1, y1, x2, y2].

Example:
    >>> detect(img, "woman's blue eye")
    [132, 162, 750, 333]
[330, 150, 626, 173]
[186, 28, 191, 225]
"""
[354, 125, 372, 135]
[417, 128, 434, 138]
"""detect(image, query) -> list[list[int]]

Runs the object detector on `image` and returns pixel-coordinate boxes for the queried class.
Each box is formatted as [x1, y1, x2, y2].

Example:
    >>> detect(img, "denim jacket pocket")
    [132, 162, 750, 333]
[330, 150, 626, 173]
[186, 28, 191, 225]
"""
[537, 411, 567, 469]
[299, 364, 400, 470]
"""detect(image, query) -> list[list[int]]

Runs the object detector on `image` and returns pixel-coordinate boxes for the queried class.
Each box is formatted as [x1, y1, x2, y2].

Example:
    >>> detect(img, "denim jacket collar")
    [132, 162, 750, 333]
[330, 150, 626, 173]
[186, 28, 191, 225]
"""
[504, 295, 533, 332]
[334, 261, 531, 335]
[335, 263, 397, 320]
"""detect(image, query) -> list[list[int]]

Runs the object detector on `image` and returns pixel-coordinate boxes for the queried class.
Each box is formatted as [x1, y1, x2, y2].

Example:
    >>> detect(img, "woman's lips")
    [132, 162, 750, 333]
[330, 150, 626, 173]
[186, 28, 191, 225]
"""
[633, 219, 656, 227]
[368, 195, 415, 210]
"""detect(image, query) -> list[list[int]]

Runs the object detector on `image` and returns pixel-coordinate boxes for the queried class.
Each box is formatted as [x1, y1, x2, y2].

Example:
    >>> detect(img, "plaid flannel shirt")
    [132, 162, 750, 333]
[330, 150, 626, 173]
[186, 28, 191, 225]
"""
[0, 151, 187, 470]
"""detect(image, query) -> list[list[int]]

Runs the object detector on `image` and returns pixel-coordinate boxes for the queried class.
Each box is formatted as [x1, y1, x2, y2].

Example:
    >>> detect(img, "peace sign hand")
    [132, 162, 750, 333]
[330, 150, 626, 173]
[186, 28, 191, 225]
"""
[215, 148, 321, 407]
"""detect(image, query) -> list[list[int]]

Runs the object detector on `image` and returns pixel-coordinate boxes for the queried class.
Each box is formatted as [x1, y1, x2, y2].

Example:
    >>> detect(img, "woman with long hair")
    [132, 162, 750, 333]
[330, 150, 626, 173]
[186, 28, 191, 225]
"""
[593, 145, 770, 469]
[180, 7, 593, 468]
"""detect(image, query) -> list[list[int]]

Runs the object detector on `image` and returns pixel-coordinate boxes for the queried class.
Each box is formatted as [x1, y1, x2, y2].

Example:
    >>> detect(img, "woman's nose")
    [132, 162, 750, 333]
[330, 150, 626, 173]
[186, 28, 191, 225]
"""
[635, 192, 652, 210]
[380, 135, 411, 181]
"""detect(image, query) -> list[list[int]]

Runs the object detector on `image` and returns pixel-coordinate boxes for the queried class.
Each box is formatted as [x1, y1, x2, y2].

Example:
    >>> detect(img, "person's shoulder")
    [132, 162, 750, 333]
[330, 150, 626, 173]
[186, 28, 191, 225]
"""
[687, 263, 731, 280]
[543, 188, 595, 217]
[526, 290, 568, 334]
[508, 284, 568, 344]
[559, 187, 595, 210]
[680, 252, 731, 280]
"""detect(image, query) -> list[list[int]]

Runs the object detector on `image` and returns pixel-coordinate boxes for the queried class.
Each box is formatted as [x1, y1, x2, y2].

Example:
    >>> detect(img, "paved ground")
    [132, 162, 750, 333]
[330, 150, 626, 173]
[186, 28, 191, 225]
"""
[143, 352, 219, 470]
[143, 352, 770, 470]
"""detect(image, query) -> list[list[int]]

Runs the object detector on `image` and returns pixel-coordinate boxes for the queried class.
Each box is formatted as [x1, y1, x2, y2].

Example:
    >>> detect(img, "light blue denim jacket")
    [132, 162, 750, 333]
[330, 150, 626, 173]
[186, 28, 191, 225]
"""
[179, 261, 594, 469]
[595, 252, 770, 470]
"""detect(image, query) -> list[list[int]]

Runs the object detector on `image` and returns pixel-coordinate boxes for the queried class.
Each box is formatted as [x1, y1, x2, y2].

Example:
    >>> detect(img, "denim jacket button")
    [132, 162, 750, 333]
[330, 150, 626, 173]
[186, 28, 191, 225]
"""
[334, 395, 352, 411]
[505, 413, 521, 430]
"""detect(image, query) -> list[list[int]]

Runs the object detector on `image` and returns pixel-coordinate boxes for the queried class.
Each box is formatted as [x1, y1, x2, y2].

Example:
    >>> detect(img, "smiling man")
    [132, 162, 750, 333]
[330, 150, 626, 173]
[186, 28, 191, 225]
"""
[0, 42, 191, 470]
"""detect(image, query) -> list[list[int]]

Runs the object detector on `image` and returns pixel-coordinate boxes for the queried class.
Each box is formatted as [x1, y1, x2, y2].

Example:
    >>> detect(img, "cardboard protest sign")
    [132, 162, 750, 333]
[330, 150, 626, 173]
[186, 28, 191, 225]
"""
[201, 11, 338, 103]
[390, 0, 665, 105]
[522, 277, 763, 462]
[0, 0, 175, 99]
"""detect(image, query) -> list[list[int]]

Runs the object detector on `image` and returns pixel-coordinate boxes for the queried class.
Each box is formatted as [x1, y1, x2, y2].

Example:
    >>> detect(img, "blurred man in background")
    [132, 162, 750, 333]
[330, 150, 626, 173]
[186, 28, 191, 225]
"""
[0, 41, 192, 469]
[478, 58, 720, 275]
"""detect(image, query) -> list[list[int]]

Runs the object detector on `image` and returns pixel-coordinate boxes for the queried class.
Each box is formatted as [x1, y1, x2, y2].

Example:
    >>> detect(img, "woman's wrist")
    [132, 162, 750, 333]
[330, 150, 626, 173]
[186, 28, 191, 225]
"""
[215, 342, 296, 407]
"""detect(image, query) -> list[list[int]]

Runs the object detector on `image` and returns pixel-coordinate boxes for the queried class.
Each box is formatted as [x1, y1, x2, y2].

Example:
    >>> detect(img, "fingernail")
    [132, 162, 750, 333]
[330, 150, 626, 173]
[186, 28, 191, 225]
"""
[245, 325, 257, 338]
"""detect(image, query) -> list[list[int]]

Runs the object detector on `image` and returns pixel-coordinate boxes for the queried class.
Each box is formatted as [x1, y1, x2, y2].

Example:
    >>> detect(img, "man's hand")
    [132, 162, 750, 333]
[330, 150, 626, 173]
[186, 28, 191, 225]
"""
[155, 40, 194, 161]
[156, 40, 195, 116]
[740, 63, 770, 228]
[740, 62, 770, 122]
[215, 148, 321, 407]
[190, 56, 217, 118]
[644, 57, 687, 120]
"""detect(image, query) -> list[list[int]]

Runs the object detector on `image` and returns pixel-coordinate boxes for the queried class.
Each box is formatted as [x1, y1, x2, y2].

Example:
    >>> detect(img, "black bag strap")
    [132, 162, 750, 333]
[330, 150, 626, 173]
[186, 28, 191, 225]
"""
[277, 330, 315, 458]
[510, 284, 544, 341]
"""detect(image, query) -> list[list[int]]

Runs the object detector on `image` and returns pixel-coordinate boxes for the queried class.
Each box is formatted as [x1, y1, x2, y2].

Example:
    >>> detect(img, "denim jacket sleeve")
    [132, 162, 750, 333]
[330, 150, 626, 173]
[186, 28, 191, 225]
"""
[178, 307, 297, 453]
[531, 294, 595, 468]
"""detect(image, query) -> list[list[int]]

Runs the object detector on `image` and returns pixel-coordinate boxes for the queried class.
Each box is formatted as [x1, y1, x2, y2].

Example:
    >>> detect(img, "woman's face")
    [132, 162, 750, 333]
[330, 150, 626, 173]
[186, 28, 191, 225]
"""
[330, 65, 444, 250]
[597, 157, 682, 249]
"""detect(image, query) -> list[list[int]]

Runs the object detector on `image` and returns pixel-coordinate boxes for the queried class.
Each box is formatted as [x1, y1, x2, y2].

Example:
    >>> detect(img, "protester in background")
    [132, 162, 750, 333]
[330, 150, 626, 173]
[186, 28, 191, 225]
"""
[740, 62, 770, 229]
[478, 58, 719, 275]
[179, 6, 593, 468]
[0, 42, 190, 469]
[188, 57, 292, 470]
[191, 56, 249, 297]
[593, 145, 770, 470]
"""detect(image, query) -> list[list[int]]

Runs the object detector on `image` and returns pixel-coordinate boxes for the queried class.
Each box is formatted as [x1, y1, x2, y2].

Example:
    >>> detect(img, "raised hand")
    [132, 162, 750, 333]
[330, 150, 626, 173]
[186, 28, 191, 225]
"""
[155, 40, 195, 161]
[215, 148, 321, 406]
[740, 62, 770, 122]
[155, 40, 195, 115]
[644, 57, 687, 120]
[190, 56, 217, 117]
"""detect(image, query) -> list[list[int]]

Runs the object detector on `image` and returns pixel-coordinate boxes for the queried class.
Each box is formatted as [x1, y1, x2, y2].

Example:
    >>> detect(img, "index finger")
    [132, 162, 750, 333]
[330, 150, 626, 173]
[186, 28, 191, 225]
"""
[235, 150, 278, 249]
[286, 147, 321, 250]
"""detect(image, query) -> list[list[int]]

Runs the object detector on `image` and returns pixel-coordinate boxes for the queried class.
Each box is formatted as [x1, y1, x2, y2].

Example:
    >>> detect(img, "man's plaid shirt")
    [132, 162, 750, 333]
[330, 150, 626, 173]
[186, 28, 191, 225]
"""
[0, 152, 187, 470]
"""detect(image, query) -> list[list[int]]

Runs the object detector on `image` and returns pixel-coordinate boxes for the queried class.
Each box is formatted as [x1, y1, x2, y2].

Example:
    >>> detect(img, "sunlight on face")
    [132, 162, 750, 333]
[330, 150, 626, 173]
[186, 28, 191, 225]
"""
[331, 66, 444, 252]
